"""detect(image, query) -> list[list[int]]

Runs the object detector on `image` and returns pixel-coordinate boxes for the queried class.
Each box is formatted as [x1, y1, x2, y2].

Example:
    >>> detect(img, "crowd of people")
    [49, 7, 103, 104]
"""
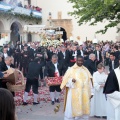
[0, 39, 120, 120]
[1, 0, 42, 12]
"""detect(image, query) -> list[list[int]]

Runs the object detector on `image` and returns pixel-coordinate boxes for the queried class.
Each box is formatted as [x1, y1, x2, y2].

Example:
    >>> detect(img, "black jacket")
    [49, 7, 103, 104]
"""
[58, 51, 70, 65]
[7, 48, 13, 56]
[77, 50, 84, 56]
[103, 70, 119, 94]
[114, 51, 120, 59]
[94, 50, 102, 62]
[109, 59, 119, 72]
[44, 61, 65, 77]
[27, 61, 42, 79]
[47, 50, 54, 61]
[29, 48, 37, 61]
[84, 59, 97, 75]
[0, 61, 8, 72]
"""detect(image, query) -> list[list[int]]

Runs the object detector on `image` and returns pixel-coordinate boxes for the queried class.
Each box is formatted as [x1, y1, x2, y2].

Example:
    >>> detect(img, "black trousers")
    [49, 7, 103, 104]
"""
[25, 78, 39, 94]
[22, 62, 28, 76]
[49, 85, 61, 92]
[14, 56, 20, 68]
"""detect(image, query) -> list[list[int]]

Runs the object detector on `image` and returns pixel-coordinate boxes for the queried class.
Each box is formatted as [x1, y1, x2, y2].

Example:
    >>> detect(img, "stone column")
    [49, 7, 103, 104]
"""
[23, 32, 28, 42]
[4, 30, 11, 44]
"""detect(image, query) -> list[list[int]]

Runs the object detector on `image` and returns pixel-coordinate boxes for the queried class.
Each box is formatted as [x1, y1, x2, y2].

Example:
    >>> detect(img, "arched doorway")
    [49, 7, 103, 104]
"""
[56, 27, 67, 41]
[28, 32, 32, 42]
[61, 27, 67, 41]
[0, 21, 4, 39]
[10, 21, 22, 45]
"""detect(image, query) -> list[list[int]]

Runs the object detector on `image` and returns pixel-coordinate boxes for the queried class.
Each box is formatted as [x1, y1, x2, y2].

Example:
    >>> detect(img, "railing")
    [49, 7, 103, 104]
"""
[0, 1, 42, 18]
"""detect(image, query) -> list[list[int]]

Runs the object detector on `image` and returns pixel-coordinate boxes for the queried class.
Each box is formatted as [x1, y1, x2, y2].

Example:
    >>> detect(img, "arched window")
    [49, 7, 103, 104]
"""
[28, 0, 31, 5]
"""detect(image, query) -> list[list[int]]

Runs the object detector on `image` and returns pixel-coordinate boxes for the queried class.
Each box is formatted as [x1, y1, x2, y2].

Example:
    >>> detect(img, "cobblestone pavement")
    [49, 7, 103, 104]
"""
[17, 66, 108, 120]
[17, 101, 106, 120]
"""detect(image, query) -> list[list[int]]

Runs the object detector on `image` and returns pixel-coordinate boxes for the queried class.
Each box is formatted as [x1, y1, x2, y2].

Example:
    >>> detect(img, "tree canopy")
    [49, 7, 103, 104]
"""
[68, 0, 120, 34]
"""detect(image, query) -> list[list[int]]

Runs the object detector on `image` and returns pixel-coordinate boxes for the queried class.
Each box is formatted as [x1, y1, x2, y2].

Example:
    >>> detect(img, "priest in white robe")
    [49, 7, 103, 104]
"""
[60, 56, 93, 120]
[103, 56, 120, 120]
[91, 63, 107, 117]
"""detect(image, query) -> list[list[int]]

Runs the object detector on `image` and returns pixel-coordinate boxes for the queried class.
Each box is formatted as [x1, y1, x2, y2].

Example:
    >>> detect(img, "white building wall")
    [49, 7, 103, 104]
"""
[34, 0, 118, 42]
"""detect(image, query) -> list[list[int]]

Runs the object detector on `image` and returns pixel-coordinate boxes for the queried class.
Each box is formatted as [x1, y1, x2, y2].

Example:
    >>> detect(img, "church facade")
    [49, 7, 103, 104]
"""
[0, 0, 42, 45]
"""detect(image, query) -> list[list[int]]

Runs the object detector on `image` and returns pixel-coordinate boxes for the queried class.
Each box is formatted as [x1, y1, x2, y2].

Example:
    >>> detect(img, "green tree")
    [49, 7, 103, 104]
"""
[68, 0, 120, 34]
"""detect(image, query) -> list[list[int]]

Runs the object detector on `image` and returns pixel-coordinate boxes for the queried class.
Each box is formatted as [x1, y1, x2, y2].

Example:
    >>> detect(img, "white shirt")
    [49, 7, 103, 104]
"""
[97, 51, 99, 61]
[112, 61, 114, 70]
[54, 63, 60, 76]
[62, 52, 65, 59]
[4, 53, 8, 58]
[80, 50, 84, 57]
[72, 51, 77, 59]
[6, 65, 10, 69]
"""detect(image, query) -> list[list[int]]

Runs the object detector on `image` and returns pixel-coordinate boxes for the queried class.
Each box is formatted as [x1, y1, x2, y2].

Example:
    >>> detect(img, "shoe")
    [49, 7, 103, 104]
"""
[55, 99, 60, 103]
[33, 102, 40, 105]
[22, 102, 28, 105]
[51, 101, 55, 105]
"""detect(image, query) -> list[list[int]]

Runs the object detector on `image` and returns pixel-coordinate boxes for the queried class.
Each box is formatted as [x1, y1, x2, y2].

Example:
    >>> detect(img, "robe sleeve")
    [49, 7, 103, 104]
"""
[103, 70, 119, 94]
[107, 91, 120, 108]
[93, 73, 101, 91]
[66, 78, 75, 88]
[107, 91, 120, 100]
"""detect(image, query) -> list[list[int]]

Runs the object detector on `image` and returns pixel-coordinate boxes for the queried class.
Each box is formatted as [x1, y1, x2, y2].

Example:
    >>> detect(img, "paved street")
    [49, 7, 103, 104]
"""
[17, 101, 106, 120]
[17, 66, 109, 120]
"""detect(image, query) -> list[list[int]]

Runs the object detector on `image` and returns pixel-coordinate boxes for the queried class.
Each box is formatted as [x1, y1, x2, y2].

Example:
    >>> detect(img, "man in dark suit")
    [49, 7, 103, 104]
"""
[69, 45, 77, 67]
[77, 45, 84, 57]
[58, 46, 70, 73]
[23, 57, 42, 105]
[44, 54, 65, 105]
[47, 46, 54, 61]
[113, 46, 120, 60]
[13, 45, 21, 68]
[28, 43, 37, 62]
[84, 53, 97, 75]
[94, 45, 102, 65]
[20, 45, 29, 76]
[7, 44, 13, 57]
[1, 56, 15, 89]
[109, 52, 119, 72]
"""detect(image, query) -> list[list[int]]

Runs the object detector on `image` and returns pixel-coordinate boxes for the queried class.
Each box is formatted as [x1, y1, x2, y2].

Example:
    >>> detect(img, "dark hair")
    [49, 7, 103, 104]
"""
[76, 55, 84, 60]
[0, 88, 15, 120]
[34, 57, 41, 62]
[110, 52, 115, 56]
[114, 45, 118, 50]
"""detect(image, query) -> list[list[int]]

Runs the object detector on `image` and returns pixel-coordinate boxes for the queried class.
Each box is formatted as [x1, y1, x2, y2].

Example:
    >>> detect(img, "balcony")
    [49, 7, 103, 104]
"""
[0, 1, 42, 19]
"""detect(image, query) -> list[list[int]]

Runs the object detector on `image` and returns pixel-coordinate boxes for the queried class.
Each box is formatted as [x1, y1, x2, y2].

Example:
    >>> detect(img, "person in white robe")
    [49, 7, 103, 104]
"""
[90, 63, 108, 117]
[103, 56, 120, 120]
